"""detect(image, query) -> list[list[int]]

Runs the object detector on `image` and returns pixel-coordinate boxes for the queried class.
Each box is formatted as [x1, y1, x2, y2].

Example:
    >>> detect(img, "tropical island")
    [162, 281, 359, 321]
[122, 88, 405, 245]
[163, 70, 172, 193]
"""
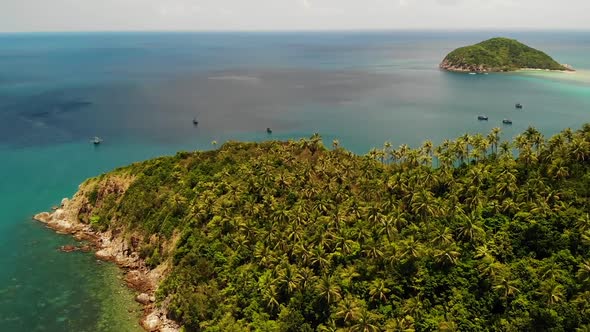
[440, 37, 574, 73]
[35, 126, 590, 331]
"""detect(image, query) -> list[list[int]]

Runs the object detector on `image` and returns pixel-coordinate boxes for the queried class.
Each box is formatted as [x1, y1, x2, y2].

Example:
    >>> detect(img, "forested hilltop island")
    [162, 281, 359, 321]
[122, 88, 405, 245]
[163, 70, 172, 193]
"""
[440, 37, 574, 73]
[36, 126, 590, 331]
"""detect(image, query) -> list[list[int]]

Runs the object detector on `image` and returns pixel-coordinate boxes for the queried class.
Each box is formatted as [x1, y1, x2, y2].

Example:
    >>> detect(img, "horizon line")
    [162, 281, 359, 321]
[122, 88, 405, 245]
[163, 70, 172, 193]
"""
[1, 27, 590, 35]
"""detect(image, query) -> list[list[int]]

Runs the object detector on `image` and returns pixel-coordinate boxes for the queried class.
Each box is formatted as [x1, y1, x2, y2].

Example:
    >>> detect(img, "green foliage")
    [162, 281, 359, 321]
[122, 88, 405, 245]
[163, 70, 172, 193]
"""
[86, 127, 590, 331]
[87, 185, 99, 204]
[89, 215, 101, 225]
[442, 37, 568, 72]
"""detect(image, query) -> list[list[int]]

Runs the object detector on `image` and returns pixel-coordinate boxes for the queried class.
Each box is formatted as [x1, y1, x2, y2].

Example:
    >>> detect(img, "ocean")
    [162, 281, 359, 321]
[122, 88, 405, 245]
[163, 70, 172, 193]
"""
[1, 31, 589, 331]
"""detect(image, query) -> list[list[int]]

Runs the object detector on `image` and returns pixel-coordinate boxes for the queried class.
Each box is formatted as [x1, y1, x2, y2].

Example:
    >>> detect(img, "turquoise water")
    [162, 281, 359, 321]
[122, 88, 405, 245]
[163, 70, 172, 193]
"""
[1, 31, 590, 331]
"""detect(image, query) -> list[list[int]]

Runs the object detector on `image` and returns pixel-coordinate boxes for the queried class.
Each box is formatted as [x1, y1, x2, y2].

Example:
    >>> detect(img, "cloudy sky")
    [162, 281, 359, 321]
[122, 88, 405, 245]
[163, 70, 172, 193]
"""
[2, 0, 589, 32]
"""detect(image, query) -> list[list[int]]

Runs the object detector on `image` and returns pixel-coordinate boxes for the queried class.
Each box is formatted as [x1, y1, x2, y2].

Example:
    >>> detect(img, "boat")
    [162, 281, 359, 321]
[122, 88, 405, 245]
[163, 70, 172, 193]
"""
[266, 127, 272, 134]
[92, 136, 103, 145]
[469, 72, 477, 75]
[515, 103, 523, 109]
[477, 115, 489, 121]
[193, 118, 199, 125]
[502, 119, 513, 125]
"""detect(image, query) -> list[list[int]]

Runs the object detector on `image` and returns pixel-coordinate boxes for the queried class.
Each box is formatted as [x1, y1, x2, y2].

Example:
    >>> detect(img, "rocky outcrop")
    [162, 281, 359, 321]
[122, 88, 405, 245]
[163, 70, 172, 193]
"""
[33, 178, 179, 332]
[439, 59, 490, 73]
[59, 244, 91, 253]
[136, 293, 154, 305]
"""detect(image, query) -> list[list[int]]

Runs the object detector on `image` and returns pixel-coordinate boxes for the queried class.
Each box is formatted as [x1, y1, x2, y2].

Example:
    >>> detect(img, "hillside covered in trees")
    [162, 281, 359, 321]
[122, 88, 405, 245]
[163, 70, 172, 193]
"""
[76, 125, 590, 331]
[440, 37, 572, 72]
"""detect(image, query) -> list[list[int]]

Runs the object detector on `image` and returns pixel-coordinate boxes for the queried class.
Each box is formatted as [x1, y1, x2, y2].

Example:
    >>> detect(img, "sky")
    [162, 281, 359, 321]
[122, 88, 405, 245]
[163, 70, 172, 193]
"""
[1, 0, 590, 32]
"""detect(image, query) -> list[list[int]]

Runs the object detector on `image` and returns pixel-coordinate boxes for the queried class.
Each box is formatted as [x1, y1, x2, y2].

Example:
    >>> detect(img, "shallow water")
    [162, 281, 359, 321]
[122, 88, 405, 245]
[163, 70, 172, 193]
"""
[1, 31, 589, 331]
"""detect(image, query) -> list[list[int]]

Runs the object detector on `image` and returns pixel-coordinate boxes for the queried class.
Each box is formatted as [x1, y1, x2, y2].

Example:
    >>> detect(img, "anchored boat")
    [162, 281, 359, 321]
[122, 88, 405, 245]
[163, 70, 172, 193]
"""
[477, 115, 489, 121]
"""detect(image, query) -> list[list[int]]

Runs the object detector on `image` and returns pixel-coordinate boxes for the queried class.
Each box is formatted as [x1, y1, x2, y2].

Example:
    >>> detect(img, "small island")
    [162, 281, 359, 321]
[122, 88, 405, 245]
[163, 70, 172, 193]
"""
[440, 37, 574, 73]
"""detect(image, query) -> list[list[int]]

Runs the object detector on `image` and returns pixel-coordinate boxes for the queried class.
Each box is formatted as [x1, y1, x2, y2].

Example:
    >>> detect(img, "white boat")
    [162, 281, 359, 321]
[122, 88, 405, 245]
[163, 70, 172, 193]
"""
[92, 137, 103, 145]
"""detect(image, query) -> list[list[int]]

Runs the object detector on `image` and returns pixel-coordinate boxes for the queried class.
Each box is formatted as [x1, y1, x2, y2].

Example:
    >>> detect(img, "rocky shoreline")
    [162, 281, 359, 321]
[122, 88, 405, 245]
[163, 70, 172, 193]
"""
[439, 59, 491, 73]
[34, 195, 180, 332]
[439, 59, 575, 73]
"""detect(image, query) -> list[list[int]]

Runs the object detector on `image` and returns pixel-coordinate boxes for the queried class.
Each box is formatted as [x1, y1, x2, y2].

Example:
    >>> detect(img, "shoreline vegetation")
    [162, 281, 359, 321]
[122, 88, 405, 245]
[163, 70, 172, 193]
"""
[35, 125, 590, 331]
[440, 37, 575, 73]
[34, 192, 180, 332]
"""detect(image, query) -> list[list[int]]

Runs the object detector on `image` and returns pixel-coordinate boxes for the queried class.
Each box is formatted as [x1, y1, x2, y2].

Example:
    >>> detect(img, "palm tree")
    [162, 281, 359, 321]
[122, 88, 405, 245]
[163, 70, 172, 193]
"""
[350, 308, 381, 332]
[438, 320, 459, 332]
[539, 280, 565, 305]
[410, 189, 437, 221]
[477, 258, 504, 280]
[339, 265, 360, 289]
[421, 140, 434, 166]
[276, 263, 301, 295]
[383, 141, 393, 164]
[548, 159, 570, 180]
[333, 139, 340, 150]
[297, 267, 318, 290]
[571, 136, 590, 161]
[470, 133, 489, 161]
[316, 274, 342, 305]
[401, 296, 423, 319]
[335, 295, 361, 325]
[539, 260, 563, 281]
[399, 236, 423, 259]
[310, 133, 323, 154]
[576, 260, 590, 286]
[259, 271, 280, 311]
[396, 144, 410, 164]
[495, 167, 518, 198]
[431, 226, 454, 246]
[369, 279, 391, 302]
[362, 243, 384, 260]
[493, 275, 519, 305]
[576, 214, 590, 232]
[384, 316, 415, 332]
[487, 127, 501, 155]
[378, 215, 397, 242]
[456, 212, 485, 245]
[456, 133, 471, 164]
[499, 141, 512, 157]
[433, 244, 461, 266]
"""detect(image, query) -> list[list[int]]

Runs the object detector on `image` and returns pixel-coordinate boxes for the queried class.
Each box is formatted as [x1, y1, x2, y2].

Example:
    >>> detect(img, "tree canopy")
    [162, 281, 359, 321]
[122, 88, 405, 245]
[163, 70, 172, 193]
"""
[80, 125, 590, 331]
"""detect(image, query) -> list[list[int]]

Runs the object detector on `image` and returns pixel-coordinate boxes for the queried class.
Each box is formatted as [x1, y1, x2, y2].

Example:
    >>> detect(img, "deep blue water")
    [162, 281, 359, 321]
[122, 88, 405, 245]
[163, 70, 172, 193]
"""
[1, 31, 590, 331]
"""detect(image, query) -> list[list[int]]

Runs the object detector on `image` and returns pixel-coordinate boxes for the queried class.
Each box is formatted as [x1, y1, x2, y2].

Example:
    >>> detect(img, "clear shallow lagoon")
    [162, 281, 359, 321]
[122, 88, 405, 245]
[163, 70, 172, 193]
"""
[1, 31, 589, 331]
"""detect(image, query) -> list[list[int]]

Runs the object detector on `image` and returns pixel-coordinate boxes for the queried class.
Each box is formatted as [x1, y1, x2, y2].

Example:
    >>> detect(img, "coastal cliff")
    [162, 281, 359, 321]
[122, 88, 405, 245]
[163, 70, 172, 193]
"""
[34, 176, 179, 332]
[34, 132, 590, 331]
[440, 37, 574, 73]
